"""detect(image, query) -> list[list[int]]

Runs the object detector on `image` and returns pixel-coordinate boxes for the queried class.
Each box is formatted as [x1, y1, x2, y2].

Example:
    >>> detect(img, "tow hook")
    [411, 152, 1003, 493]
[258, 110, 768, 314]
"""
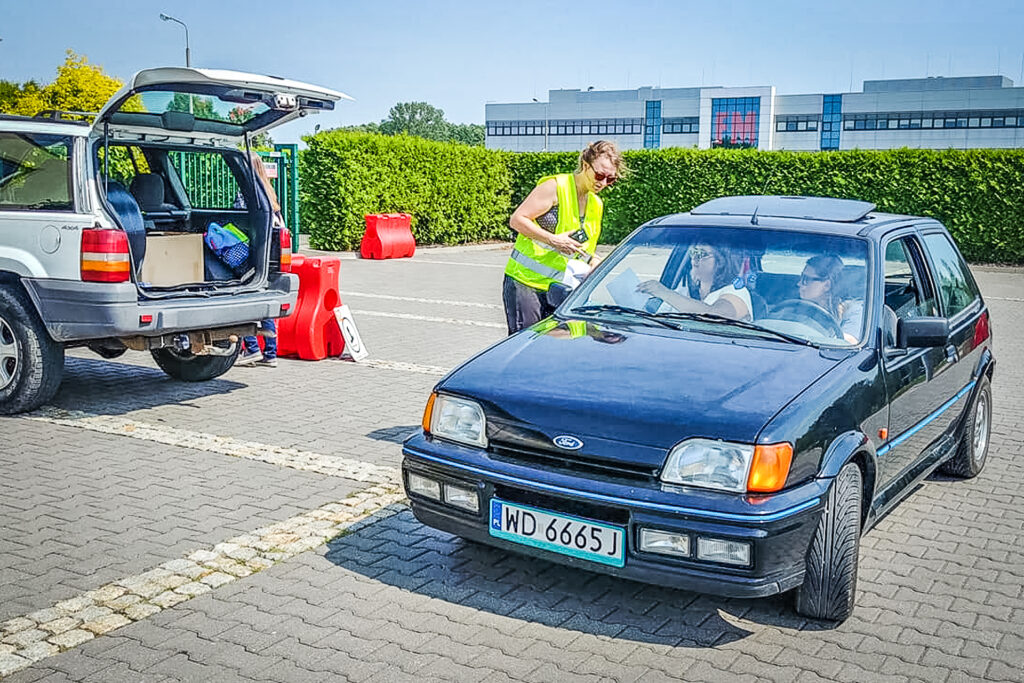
[172, 334, 191, 352]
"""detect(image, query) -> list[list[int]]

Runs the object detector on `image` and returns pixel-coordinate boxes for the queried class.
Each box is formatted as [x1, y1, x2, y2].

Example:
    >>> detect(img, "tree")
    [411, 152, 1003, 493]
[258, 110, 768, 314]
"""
[0, 51, 123, 117]
[447, 122, 485, 146]
[379, 101, 449, 140]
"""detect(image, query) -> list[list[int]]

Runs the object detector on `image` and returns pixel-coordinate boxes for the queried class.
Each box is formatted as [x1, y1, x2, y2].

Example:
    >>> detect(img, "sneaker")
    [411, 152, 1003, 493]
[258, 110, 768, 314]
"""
[235, 350, 260, 367]
[255, 357, 277, 368]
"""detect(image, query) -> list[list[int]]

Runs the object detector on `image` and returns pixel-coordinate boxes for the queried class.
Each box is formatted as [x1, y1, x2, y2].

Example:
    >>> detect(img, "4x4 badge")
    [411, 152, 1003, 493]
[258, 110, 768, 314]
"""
[553, 435, 584, 450]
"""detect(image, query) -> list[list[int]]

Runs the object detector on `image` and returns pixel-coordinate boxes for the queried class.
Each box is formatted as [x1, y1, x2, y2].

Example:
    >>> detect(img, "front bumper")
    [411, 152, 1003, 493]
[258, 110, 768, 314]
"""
[23, 274, 298, 342]
[403, 434, 829, 598]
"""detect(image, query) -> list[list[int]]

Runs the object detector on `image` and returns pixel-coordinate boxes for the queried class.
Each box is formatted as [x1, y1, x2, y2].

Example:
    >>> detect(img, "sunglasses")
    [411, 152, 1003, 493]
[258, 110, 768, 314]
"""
[799, 273, 828, 285]
[589, 165, 617, 184]
[689, 246, 713, 262]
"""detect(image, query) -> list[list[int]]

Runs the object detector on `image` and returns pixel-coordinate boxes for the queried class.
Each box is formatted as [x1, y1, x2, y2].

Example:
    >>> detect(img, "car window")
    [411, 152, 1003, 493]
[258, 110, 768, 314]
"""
[568, 226, 869, 346]
[0, 132, 73, 211]
[882, 237, 938, 346]
[921, 233, 979, 318]
[168, 151, 242, 209]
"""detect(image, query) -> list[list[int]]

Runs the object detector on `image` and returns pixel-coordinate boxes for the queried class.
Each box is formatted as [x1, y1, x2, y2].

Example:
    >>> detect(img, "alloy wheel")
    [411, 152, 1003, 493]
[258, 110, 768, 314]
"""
[0, 314, 19, 391]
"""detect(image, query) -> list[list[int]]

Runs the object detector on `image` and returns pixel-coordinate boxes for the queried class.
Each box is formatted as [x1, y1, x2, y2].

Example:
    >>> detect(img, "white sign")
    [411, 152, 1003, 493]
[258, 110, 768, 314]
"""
[335, 304, 368, 361]
[263, 161, 278, 179]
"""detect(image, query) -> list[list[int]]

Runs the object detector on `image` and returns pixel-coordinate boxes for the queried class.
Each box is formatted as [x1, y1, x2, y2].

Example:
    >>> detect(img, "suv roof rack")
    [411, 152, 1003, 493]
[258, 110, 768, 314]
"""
[32, 110, 97, 124]
[691, 195, 876, 223]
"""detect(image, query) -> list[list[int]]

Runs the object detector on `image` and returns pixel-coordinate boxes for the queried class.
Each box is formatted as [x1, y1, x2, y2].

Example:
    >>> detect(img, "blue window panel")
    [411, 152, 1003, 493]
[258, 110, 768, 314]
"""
[711, 97, 760, 148]
[644, 100, 662, 149]
[821, 94, 842, 150]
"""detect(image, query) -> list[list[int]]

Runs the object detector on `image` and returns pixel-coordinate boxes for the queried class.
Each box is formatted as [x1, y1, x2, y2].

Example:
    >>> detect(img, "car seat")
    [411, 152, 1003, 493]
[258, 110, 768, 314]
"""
[104, 180, 146, 270]
[129, 173, 180, 214]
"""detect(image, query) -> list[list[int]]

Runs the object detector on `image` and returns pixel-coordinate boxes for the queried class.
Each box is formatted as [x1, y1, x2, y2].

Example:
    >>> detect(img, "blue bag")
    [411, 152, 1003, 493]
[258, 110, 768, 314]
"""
[204, 222, 250, 276]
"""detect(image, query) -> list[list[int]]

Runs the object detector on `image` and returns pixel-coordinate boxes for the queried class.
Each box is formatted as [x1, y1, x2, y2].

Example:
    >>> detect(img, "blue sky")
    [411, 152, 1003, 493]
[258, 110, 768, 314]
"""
[2, 0, 1022, 144]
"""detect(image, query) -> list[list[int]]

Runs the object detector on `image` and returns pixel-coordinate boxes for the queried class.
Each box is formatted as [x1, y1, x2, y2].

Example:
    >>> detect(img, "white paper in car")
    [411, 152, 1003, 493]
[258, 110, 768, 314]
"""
[605, 268, 650, 310]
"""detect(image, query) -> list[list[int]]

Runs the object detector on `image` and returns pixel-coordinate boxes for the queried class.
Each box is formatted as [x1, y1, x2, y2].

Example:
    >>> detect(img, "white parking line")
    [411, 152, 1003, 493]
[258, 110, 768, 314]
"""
[357, 310, 505, 329]
[989, 296, 1024, 303]
[26, 408, 400, 485]
[356, 359, 450, 376]
[0, 486, 406, 678]
[343, 292, 501, 309]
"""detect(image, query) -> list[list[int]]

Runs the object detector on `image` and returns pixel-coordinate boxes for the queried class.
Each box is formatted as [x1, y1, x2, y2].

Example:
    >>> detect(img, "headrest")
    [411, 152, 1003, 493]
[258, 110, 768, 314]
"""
[836, 265, 866, 301]
[129, 174, 166, 211]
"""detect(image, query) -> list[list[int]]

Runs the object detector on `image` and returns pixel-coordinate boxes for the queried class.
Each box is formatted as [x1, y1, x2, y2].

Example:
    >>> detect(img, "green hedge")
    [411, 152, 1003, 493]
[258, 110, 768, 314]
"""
[301, 134, 1024, 263]
[300, 131, 512, 250]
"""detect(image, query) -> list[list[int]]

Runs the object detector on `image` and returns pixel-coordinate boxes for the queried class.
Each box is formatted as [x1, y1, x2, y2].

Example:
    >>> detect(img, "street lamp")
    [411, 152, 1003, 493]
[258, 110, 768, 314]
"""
[159, 13, 191, 67]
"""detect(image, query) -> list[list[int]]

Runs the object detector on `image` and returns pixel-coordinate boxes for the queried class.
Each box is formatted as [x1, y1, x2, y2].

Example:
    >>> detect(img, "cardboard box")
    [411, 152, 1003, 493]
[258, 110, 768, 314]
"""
[139, 232, 204, 286]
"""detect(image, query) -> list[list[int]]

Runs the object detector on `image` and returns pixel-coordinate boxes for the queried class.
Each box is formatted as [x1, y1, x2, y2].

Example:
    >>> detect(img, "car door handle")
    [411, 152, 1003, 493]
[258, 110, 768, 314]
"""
[945, 344, 958, 362]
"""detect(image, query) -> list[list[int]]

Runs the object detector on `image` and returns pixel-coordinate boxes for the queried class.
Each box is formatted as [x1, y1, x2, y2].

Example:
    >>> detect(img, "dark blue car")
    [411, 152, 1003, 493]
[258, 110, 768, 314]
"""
[402, 196, 994, 622]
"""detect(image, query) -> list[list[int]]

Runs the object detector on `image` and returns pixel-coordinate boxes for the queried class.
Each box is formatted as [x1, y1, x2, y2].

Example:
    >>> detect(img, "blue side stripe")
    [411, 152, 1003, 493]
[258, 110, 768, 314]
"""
[403, 447, 820, 523]
[877, 380, 976, 457]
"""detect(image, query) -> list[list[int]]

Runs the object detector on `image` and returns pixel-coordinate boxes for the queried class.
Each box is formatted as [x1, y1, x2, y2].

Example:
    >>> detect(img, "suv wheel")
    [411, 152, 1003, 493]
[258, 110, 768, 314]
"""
[939, 376, 992, 478]
[0, 287, 65, 415]
[795, 461, 862, 622]
[151, 344, 239, 382]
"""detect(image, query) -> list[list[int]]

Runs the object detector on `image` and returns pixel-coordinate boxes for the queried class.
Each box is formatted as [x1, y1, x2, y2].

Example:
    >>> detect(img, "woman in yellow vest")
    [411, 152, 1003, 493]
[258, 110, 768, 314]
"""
[503, 140, 624, 334]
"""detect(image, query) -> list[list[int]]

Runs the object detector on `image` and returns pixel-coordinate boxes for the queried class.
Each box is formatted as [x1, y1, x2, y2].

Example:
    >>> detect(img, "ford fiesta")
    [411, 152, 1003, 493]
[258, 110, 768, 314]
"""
[401, 196, 994, 622]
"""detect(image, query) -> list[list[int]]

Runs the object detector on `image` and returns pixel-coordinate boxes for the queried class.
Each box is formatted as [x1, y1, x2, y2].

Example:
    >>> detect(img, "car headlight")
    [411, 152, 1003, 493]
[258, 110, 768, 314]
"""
[661, 439, 794, 493]
[661, 439, 754, 492]
[425, 393, 487, 448]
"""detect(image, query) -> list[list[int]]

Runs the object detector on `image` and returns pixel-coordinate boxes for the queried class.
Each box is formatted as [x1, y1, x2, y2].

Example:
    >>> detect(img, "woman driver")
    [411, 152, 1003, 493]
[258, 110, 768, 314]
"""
[798, 255, 862, 344]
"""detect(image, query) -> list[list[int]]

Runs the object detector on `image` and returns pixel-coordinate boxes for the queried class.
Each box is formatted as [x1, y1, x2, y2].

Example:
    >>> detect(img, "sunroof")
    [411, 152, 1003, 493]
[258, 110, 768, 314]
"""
[691, 195, 876, 223]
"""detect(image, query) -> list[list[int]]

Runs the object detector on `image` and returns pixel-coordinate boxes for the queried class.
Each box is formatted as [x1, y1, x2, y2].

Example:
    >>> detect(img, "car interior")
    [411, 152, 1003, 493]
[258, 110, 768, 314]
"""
[97, 143, 273, 289]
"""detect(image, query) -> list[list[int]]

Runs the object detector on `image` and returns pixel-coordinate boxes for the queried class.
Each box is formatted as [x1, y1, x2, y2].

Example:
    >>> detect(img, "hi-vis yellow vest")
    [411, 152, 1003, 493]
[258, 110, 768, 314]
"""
[504, 173, 603, 291]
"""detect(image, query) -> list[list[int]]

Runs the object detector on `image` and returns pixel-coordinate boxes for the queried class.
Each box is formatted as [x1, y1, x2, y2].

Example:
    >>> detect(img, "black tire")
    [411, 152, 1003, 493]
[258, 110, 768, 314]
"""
[151, 344, 239, 382]
[795, 462, 862, 622]
[939, 376, 992, 478]
[0, 286, 64, 415]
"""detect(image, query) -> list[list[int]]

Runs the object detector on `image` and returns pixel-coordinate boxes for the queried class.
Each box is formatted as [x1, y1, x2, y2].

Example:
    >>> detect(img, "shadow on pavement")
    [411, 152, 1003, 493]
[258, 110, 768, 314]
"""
[50, 356, 246, 414]
[365, 425, 420, 444]
[326, 505, 836, 650]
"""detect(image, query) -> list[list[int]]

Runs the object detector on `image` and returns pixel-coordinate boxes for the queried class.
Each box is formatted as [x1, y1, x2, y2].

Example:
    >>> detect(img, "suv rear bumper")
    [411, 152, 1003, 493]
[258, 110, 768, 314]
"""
[22, 274, 298, 342]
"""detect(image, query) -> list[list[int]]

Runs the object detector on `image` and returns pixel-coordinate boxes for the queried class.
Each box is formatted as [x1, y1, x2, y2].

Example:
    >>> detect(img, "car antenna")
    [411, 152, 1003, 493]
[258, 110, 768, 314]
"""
[750, 205, 759, 226]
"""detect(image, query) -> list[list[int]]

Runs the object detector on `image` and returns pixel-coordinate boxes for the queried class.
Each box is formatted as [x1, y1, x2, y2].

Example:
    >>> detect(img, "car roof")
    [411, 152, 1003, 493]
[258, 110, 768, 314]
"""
[651, 195, 942, 239]
[0, 115, 92, 137]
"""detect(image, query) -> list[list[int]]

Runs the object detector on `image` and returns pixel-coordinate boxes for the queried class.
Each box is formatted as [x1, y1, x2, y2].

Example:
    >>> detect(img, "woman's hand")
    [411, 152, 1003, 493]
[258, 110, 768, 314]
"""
[547, 232, 584, 256]
[636, 280, 673, 299]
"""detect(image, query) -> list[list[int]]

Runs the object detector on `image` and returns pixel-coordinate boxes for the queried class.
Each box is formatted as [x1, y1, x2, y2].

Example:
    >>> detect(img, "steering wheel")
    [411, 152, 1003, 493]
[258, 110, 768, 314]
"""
[769, 299, 844, 339]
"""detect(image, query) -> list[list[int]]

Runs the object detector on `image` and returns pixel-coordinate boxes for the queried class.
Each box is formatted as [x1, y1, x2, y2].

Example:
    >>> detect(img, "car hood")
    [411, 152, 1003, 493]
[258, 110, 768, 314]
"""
[440, 320, 842, 457]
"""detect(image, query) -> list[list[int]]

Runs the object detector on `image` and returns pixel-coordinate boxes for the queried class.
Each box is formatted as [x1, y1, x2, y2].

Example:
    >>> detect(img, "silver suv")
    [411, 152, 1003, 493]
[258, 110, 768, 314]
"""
[0, 67, 345, 414]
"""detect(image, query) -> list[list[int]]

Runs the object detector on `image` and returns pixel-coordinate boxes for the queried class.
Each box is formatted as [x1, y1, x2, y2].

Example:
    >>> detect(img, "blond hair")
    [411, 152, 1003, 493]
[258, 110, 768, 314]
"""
[576, 140, 626, 176]
[248, 151, 282, 214]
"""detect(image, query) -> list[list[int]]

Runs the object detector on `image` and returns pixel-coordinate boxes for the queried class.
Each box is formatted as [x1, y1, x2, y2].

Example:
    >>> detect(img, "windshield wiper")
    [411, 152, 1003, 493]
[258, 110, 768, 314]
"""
[568, 304, 685, 330]
[652, 311, 816, 347]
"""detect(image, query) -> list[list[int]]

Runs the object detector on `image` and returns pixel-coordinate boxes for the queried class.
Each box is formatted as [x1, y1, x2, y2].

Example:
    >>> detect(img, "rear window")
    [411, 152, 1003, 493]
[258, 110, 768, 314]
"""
[0, 132, 73, 211]
[921, 233, 980, 318]
[127, 90, 268, 125]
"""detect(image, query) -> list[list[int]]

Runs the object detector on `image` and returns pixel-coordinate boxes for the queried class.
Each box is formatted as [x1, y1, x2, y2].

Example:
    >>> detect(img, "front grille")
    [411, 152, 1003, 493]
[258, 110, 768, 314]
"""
[493, 484, 631, 526]
[489, 441, 658, 485]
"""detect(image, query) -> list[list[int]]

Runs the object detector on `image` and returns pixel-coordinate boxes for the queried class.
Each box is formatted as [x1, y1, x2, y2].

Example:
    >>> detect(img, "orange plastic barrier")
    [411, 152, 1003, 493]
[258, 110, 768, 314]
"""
[275, 254, 344, 360]
[360, 213, 415, 259]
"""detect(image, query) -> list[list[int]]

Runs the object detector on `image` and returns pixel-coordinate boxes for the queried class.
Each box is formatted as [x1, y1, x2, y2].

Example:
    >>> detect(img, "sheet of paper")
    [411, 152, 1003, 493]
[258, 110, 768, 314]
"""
[605, 268, 651, 310]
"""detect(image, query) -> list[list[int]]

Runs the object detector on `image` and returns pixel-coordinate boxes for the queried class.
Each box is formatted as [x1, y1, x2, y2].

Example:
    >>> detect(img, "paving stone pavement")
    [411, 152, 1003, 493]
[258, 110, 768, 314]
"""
[1, 244, 1022, 682]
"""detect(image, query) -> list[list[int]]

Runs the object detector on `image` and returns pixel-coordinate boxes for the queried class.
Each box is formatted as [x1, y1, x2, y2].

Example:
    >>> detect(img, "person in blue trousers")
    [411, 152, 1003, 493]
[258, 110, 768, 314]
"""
[236, 319, 277, 367]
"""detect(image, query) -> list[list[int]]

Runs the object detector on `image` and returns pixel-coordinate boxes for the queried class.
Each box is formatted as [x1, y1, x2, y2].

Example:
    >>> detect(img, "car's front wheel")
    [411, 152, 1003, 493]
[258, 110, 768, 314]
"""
[939, 376, 991, 479]
[0, 286, 65, 415]
[795, 461, 862, 622]
[151, 344, 239, 382]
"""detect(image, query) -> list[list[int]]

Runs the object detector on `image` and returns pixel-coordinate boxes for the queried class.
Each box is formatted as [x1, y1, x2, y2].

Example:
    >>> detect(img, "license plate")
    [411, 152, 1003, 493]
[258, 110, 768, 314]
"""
[489, 498, 625, 568]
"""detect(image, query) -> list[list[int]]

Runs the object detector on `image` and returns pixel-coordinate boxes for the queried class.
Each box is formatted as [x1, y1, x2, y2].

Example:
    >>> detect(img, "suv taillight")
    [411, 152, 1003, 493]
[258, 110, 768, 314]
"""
[81, 229, 131, 283]
[279, 228, 293, 273]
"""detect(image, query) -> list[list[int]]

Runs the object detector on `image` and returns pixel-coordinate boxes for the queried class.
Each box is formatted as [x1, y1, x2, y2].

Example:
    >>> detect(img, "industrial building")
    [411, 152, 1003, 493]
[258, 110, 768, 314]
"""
[485, 76, 1024, 152]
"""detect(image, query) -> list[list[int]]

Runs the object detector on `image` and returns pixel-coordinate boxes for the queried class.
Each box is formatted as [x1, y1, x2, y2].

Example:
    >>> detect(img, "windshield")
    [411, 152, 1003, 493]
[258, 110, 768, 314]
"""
[568, 225, 870, 346]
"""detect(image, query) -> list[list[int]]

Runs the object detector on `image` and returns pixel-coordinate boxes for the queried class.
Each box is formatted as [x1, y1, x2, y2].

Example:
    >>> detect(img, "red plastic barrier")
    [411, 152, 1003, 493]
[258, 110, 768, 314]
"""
[275, 254, 344, 360]
[360, 213, 415, 259]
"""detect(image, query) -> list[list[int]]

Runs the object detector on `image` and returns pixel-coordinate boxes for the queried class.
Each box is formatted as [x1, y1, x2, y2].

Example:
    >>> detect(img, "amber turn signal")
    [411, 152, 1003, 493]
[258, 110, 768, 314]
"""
[421, 393, 437, 433]
[747, 443, 793, 493]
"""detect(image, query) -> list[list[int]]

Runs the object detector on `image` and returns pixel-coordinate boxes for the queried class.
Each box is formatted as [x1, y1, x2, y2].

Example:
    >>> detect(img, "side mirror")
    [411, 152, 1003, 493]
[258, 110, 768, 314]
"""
[546, 283, 572, 308]
[897, 317, 949, 348]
